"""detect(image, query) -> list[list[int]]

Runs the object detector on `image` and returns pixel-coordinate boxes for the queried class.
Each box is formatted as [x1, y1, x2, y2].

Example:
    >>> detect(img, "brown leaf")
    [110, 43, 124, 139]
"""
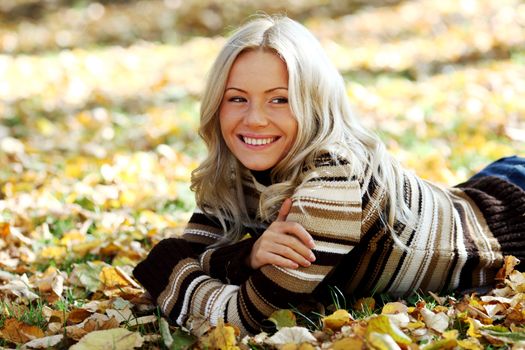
[67, 308, 93, 325]
[496, 255, 520, 282]
[354, 297, 376, 313]
[0, 318, 45, 344]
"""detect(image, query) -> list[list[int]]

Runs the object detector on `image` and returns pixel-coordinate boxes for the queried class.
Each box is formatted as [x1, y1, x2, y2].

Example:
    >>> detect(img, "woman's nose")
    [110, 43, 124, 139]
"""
[243, 103, 269, 127]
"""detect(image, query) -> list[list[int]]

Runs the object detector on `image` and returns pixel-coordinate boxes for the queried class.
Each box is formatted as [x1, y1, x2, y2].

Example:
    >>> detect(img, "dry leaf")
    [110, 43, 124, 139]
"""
[354, 297, 376, 312]
[331, 336, 365, 349]
[322, 309, 352, 331]
[420, 308, 449, 333]
[0, 318, 45, 344]
[367, 331, 402, 350]
[199, 320, 240, 350]
[268, 327, 317, 345]
[268, 309, 297, 330]
[99, 266, 130, 288]
[366, 315, 412, 345]
[20, 334, 63, 349]
[69, 328, 144, 350]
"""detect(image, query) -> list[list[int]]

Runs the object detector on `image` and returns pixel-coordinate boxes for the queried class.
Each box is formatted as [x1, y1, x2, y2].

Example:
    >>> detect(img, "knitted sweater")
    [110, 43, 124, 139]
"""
[133, 154, 525, 335]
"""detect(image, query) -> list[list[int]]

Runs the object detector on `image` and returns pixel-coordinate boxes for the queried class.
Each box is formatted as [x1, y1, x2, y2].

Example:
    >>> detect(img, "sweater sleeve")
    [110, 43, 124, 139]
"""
[179, 209, 257, 285]
[134, 161, 362, 336]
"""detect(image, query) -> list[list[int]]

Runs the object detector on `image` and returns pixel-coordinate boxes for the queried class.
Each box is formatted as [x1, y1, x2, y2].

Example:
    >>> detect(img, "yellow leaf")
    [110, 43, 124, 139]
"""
[366, 315, 411, 345]
[99, 267, 130, 288]
[200, 319, 239, 350]
[406, 321, 425, 329]
[367, 332, 401, 350]
[466, 318, 482, 338]
[381, 302, 407, 315]
[69, 328, 143, 350]
[72, 240, 102, 256]
[421, 338, 457, 350]
[442, 329, 458, 340]
[331, 337, 365, 349]
[322, 309, 352, 331]
[40, 246, 67, 262]
[59, 231, 86, 245]
[457, 337, 484, 350]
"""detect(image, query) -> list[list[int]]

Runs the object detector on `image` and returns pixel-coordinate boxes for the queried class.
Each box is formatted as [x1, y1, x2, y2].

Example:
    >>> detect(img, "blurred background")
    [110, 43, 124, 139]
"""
[0, 0, 524, 240]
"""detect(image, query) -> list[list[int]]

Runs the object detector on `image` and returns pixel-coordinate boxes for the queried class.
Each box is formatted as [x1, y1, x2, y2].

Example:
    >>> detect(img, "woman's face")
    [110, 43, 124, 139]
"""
[219, 50, 298, 171]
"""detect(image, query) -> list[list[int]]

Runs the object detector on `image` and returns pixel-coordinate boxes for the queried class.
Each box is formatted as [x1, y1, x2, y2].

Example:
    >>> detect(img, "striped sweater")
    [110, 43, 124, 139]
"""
[133, 155, 525, 335]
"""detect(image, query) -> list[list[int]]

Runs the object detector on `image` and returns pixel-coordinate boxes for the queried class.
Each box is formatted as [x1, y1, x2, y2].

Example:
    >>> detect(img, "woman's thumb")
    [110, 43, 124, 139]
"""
[276, 198, 292, 222]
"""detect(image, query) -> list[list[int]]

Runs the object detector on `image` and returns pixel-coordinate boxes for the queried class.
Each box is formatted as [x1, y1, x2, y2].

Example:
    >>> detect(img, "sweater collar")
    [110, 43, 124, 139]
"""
[250, 169, 273, 188]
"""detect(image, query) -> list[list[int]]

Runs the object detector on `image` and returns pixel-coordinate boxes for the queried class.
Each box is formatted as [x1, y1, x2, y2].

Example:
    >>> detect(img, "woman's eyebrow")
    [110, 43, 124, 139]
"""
[224, 87, 288, 93]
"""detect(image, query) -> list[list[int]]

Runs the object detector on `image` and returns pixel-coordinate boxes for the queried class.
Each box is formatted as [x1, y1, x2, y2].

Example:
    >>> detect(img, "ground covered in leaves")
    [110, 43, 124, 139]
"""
[1, 0, 525, 349]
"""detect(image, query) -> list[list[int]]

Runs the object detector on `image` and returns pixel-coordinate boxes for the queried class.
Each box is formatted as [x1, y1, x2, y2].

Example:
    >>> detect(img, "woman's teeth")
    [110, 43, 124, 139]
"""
[242, 137, 276, 145]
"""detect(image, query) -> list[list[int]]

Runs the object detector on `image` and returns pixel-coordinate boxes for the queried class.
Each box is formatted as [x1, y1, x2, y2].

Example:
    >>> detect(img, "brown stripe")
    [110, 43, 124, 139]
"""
[158, 258, 200, 314]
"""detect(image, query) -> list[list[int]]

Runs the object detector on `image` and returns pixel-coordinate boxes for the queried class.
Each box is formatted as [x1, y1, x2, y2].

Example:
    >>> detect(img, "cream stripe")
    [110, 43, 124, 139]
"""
[288, 213, 361, 240]
[209, 284, 240, 325]
[314, 241, 354, 254]
[273, 265, 326, 282]
[174, 274, 209, 325]
[160, 261, 200, 313]
[199, 249, 214, 273]
[292, 200, 361, 213]
[183, 229, 222, 240]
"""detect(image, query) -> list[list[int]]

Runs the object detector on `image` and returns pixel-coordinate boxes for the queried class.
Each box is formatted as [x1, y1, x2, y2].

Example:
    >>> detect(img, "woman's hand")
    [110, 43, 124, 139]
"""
[248, 198, 316, 270]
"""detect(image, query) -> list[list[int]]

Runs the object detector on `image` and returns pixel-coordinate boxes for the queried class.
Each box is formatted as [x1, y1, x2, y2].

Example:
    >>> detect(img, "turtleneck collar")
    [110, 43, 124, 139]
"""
[250, 168, 273, 187]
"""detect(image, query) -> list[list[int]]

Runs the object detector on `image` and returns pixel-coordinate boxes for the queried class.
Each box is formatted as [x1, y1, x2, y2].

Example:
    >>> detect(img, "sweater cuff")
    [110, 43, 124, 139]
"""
[133, 238, 195, 301]
[201, 237, 257, 285]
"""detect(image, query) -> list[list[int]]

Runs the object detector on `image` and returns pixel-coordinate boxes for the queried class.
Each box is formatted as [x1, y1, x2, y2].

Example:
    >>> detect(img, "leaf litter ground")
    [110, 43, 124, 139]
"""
[1, 0, 525, 348]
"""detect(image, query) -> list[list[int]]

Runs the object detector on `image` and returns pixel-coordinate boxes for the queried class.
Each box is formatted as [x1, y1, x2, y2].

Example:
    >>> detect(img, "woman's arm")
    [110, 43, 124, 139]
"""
[178, 209, 258, 285]
[134, 163, 363, 336]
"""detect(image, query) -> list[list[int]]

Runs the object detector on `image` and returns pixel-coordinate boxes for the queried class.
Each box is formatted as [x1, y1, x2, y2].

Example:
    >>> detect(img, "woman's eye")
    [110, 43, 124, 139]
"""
[271, 97, 288, 104]
[228, 96, 246, 103]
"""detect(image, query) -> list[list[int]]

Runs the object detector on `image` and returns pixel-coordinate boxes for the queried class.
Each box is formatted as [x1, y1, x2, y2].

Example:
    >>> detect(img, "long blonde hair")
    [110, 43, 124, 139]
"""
[191, 15, 410, 245]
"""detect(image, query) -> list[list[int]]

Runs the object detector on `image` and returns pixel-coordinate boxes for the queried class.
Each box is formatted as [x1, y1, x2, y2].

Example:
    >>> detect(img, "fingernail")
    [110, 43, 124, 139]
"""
[309, 240, 315, 248]
[309, 253, 316, 261]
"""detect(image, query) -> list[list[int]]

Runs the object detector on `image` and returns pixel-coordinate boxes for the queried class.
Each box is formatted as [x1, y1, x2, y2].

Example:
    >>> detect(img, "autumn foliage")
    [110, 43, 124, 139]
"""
[1, 0, 525, 349]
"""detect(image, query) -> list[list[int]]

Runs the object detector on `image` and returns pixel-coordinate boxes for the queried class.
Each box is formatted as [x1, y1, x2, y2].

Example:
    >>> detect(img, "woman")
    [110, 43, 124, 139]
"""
[133, 15, 525, 336]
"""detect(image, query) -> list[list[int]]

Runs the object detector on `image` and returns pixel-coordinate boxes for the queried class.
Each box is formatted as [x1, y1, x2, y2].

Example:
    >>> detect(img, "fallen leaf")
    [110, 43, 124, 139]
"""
[457, 337, 483, 350]
[268, 327, 317, 345]
[0, 274, 39, 301]
[367, 331, 402, 350]
[420, 308, 449, 333]
[366, 315, 411, 346]
[171, 327, 197, 350]
[20, 334, 63, 349]
[268, 309, 297, 330]
[199, 320, 240, 350]
[0, 318, 45, 344]
[69, 327, 144, 350]
[67, 308, 93, 324]
[496, 255, 521, 282]
[322, 309, 352, 331]
[331, 336, 365, 349]
[354, 297, 376, 312]
[99, 266, 130, 288]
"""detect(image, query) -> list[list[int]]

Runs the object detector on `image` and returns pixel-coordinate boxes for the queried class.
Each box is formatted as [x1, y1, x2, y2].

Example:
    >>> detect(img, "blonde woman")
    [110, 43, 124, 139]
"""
[133, 15, 525, 335]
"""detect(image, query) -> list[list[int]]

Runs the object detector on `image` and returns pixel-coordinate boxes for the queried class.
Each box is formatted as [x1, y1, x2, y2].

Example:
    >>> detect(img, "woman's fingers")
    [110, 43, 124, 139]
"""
[273, 232, 315, 263]
[276, 221, 316, 250]
[263, 252, 299, 269]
